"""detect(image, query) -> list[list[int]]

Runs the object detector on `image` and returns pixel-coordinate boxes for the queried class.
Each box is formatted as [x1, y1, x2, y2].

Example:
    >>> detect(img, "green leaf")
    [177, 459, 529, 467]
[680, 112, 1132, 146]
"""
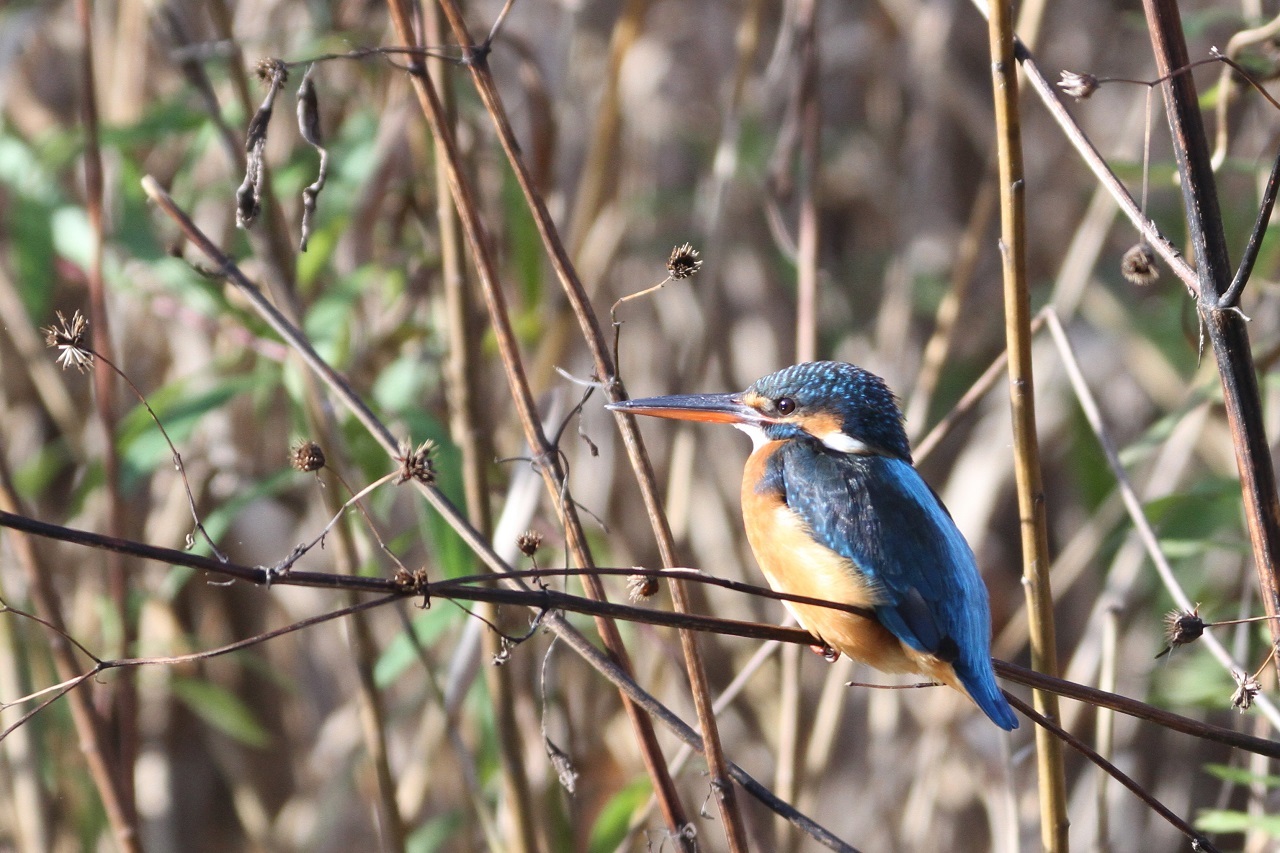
[406, 810, 465, 853]
[589, 776, 653, 853]
[1204, 763, 1280, 789]
[116, 374, 260, 489]
[1196, 808, 1280, 837]
[170, 676, 271, 748]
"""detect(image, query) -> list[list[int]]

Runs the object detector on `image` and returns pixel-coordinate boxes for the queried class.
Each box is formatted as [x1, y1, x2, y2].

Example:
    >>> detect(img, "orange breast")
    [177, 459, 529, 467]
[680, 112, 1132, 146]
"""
[740, 442, 968, 693]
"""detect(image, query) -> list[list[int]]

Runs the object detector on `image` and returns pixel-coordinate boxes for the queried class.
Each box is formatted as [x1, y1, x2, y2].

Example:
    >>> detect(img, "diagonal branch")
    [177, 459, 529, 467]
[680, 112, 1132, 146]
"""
[409, 1, 749, 846]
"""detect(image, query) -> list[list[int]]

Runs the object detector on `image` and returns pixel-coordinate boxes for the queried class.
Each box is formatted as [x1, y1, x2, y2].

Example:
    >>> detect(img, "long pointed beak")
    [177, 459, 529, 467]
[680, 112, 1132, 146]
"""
[606, 392, 763, 426]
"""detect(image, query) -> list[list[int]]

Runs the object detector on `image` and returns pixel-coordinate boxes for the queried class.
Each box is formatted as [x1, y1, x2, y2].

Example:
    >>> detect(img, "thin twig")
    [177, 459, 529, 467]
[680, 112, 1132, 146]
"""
[1005, 691, 1217, 851]
[6, 504, 1279, 764]
[1044, 307, 1280, 731]
[426, 2, 752, 843]
[387, 0, 729, 843]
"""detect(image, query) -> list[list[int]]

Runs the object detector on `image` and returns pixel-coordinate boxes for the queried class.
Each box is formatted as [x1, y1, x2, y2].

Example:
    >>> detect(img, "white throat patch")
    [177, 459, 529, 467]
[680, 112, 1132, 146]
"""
[819, 431, 872, 455]
[734, 422, 771, 451]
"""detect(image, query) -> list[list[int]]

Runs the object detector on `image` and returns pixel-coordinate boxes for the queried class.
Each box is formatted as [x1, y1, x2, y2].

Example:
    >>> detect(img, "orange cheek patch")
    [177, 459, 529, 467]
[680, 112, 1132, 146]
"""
[797, 410, 843, 438]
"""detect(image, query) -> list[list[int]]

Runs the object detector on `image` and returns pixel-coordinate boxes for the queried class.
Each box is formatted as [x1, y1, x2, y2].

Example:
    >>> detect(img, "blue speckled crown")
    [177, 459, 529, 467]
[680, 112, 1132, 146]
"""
[750, 361, 911, 460]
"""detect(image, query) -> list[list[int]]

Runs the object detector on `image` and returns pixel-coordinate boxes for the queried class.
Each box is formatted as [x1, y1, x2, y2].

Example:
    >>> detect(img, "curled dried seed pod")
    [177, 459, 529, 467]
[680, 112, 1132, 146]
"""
[236, 58, 288, 228]
[1231, 669, 1262, 712]
[296, 64, 329, 251]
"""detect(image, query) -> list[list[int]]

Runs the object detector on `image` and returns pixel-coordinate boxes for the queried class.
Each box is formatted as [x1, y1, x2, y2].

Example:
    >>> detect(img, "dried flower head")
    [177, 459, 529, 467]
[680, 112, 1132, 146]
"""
[395, 439, 437, 485]
[627, 573, 659, 602]
[255, 57, 288, 86]
[1121, 242, 1160, 286]
[394, 566, 429, 590]
[43, 310, 93, 372]
[1058, 70, 1099, 101]
[1231, 669, 1262, 712]
[1156, 606, 1204, 658]
[290, 440, 326, 473]
[517, 530, 544, 557]
[667, 243, 703, 280]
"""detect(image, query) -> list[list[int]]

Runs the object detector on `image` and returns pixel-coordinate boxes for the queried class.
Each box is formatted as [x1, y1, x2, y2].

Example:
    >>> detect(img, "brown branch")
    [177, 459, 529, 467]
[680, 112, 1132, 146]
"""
[1139, 0, 1280, 653]
[424, 1, 750, 846]
[380, 1, 697, 842]
[71, 0, 139, 842]
[6, 505, 1279, 765]
[1004, 692, 1217, 851]
[0, 465, 138, 851]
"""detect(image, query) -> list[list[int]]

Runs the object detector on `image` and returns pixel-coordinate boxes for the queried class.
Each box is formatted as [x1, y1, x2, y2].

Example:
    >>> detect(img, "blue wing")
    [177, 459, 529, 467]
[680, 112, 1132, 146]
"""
[768, 442, 1017, 729]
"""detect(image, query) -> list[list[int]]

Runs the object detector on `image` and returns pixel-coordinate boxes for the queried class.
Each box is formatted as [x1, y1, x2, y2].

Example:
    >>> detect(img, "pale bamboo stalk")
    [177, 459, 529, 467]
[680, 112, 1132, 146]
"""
[986, 0, 1069, 848]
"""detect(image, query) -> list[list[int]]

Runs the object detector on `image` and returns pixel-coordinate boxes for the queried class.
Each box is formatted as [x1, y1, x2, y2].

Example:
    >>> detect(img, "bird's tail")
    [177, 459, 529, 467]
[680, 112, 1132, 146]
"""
[957, 662, 1019, 730]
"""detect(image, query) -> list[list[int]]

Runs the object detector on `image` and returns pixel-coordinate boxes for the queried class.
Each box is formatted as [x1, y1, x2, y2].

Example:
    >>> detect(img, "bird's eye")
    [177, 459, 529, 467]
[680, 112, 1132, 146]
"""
[776, 397, 796, 415]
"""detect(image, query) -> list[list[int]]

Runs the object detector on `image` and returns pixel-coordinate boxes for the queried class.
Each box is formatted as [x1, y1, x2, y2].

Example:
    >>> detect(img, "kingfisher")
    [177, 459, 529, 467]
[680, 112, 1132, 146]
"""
[609, 361, 1018, 730]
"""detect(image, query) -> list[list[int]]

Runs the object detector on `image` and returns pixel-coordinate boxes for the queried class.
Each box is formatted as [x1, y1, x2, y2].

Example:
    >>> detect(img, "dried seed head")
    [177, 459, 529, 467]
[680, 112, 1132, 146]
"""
[1156, 606, 1205, 658]
[43, 310, 93, 372]
[395, 439, 437, 485]
[255, 57, 288, 86]
[627, 573, 659, 602]
[394, 566, 429, 589]
[1121, 243, 1160, 286]
[1231, 669, 1262, 712]
[290, 440, 326, 472]
[1058, 70, 1099, 101]
[516, 530, 543, 557]
[667, 243, 703, 280]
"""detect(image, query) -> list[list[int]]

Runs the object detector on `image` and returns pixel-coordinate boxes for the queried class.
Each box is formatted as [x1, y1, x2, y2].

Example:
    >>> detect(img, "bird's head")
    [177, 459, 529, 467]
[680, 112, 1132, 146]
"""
[608, 361, 911, 461]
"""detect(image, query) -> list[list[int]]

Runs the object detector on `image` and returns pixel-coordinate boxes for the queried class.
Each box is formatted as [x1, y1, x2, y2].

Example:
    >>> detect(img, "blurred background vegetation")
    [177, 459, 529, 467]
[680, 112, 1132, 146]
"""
[1, 0, 1279, 850]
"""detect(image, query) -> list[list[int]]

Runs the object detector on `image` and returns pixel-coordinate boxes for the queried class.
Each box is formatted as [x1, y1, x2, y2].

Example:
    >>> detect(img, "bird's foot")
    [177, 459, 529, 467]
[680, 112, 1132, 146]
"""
[810, 643, 840, 663]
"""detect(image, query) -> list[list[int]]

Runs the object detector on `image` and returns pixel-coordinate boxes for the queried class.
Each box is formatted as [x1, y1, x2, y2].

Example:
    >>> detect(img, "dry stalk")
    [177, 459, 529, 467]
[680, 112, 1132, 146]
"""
[1140, 0, 1280, 654]
[424, 1, 540, 847]
[413, 1, 749, 846]
[986, 0, 1069, 847]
